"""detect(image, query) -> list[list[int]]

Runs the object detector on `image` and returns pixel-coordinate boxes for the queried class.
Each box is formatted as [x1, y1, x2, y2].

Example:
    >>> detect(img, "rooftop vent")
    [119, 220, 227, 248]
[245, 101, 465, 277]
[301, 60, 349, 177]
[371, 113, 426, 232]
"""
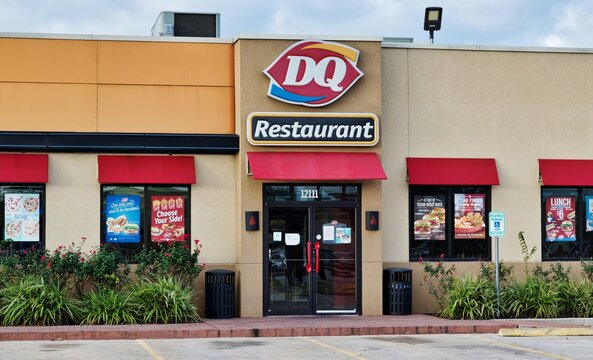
[151, 12, 220, 38]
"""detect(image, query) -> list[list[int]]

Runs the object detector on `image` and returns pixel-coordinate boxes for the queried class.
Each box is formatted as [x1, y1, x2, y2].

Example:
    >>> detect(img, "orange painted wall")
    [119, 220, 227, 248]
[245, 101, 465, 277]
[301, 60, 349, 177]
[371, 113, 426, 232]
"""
[0, 37, 234, 134]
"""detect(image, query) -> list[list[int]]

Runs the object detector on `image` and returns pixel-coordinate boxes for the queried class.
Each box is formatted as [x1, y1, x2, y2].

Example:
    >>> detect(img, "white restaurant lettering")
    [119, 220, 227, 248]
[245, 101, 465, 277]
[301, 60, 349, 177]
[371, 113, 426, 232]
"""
[253, 120, 374, 139]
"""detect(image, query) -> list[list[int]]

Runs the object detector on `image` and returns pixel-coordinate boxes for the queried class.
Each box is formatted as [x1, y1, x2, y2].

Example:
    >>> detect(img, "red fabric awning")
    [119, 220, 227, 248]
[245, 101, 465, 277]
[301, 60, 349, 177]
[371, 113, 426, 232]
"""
[0, 154, 48, 183]
[539, 159, 593, 186]
[246, 152, 387, 180]
[406, 157, 499, 185]
[98, 155, 196, 184]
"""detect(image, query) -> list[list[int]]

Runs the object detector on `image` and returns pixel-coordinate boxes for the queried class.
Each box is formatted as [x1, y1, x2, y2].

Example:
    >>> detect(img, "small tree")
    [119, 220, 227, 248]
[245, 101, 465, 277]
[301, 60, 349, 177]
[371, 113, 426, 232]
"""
[518, 231, 536, 279]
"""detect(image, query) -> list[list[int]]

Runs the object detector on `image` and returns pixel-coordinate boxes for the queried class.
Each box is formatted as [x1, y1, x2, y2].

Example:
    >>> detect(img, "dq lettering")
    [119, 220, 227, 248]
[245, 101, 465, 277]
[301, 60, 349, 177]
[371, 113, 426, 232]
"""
[283, 56, 346, 92]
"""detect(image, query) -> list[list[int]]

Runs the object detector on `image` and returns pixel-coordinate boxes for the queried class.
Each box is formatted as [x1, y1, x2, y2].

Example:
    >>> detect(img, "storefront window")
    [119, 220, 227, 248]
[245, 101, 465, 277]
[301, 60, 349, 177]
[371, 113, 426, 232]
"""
[0, 185, 45, 256]
[409, 186, 490, 261]
[542, 188, 593, 260]
[101, 185, 190, 261]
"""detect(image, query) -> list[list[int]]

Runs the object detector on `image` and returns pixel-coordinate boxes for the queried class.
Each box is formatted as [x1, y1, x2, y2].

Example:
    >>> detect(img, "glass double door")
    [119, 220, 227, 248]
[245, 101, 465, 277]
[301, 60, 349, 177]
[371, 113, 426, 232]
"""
[265, 205, 358, 315]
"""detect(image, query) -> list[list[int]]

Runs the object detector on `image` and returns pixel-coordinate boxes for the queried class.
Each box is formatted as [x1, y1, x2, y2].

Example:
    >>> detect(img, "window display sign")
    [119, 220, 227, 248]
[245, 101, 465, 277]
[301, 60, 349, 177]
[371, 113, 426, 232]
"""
[545, 196, 576, 242]
[4, 194, 40, 242]
[586, 196, 593, 232]
[335, 228, 352, 244]
[151, 196, 185, 242]
[454, 194, 486, 239]
[105, 195, 141, 243]
[413, 195, 445, 241]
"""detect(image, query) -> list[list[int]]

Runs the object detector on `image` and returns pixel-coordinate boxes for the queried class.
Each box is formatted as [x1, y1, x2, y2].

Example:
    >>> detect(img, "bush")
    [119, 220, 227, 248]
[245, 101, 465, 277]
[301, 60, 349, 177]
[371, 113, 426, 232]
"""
[557, 279, 593, 318]
[479, 261, 513, 286]
[419, 254, 456, 312]
[130, 276, 198, 324]
[135, 239, 204, 287]
[440, 275, 496, 320]
[502, 277, 558, 318]
[80, 245, 130, 293]
[0, 276, 80, 326]
[80, 288, 137, 325]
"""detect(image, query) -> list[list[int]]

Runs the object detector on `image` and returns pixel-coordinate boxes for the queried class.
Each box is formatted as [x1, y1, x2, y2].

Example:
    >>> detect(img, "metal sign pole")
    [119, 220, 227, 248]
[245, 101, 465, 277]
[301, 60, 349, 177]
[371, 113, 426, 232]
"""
[495, 236, 500, 318]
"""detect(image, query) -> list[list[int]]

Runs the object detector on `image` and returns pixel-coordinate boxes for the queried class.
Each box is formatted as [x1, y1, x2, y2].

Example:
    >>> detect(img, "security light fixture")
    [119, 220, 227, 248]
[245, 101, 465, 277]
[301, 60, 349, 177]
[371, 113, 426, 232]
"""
[424, 7, 443, 44]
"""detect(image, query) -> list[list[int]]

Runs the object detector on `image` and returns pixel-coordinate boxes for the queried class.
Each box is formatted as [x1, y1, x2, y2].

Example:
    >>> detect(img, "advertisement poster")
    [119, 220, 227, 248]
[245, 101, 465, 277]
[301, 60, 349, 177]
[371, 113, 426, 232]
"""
[105, 195, 141, 243]
[4, 194, 40, 242]
[454, 194, 486, 239]
[413, 195, 446, 241]
[587, 196, 593, 232]
[335, 228, 352, 244]
[545, 196, 576, 242]
[151, 196, 185, 242]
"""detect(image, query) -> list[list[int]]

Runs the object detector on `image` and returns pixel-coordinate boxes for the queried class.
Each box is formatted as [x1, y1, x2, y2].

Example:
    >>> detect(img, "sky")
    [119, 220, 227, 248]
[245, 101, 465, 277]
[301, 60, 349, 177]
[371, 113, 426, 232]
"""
[1, 0, 593, 48]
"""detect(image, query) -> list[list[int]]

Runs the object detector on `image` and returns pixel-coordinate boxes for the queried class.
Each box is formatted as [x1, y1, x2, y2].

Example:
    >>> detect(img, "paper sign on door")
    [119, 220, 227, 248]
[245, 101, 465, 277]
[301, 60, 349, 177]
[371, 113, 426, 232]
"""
[285, 233, 300, 246]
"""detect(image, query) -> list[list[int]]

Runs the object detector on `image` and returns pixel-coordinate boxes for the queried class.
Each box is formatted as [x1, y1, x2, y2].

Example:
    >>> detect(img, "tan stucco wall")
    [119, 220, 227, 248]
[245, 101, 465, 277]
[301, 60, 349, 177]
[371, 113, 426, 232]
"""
[44, 154, 236, 263]
[382, 46, 593, 311]
[235, 38, 383, 316]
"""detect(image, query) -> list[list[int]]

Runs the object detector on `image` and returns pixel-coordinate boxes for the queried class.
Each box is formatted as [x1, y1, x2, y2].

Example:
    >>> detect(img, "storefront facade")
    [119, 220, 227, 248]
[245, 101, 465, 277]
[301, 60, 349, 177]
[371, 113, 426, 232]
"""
[4, 31, 593, 316]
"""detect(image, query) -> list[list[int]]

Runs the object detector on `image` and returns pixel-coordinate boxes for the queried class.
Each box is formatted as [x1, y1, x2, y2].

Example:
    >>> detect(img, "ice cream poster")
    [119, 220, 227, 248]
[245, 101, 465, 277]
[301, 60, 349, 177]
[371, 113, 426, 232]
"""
[105, 195, 141, 243]
[151, 196, 185, 242]
[4, 193, 40, 242]
[545, 196, 576, 242]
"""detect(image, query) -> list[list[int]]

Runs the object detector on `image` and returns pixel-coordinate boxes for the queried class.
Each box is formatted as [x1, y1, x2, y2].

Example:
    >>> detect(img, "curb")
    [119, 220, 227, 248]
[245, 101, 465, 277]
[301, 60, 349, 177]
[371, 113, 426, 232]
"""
[499, 327, 593, 337]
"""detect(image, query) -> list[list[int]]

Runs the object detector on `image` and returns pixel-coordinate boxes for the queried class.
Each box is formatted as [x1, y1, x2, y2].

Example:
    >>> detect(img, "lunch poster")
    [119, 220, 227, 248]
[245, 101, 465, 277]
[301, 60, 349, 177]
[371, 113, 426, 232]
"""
[545, 196, 576, 242]
[105, 195, 141, 243]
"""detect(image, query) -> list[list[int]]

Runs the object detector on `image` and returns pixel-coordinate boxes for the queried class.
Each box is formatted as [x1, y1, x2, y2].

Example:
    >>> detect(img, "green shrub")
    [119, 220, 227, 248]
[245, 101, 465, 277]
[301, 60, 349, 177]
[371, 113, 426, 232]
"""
[557, 279, 593, 318]
[580, 260, 593, 282]
[130, 276, 198, 324]
[80, 245, 130, 293]
[502, 277, 558, 318]
[135, 239, 204, 287]
[0, 276, 80, 326]
[479, 261, 513, 286]
[533, 262, 571, 283]
[80, 288, 137, 325]
[440, 275, 496, 320]
[419, 254, 456, 312]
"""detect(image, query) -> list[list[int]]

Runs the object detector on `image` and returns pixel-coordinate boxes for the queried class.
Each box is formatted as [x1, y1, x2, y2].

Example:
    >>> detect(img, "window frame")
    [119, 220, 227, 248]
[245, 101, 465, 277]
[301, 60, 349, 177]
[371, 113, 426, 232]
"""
[409, 186, 492, 262]
[0, 184, 45, 256]
[541, 187, 593, 261]
[100, 184, 191, 262]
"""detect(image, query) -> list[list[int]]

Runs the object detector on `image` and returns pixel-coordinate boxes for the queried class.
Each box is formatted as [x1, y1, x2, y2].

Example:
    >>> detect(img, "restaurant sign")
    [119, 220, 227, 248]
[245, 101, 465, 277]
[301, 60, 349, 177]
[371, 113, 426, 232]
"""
[264, 40, 363, 107]
[247, 112, 379, 146]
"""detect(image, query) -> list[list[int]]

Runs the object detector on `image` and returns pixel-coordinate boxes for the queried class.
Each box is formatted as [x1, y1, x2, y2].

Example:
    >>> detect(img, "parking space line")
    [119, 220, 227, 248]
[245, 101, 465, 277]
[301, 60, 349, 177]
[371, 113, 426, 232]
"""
[302, 337, 367, 360]
[472, 335, 573, 360]
[136, 339, 166, 360]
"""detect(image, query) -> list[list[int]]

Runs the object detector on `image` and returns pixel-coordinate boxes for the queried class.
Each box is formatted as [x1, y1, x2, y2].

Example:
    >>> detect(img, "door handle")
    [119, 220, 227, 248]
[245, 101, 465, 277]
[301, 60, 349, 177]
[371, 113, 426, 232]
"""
[306, 241, 312, 273]
[314, 241, 320, 273]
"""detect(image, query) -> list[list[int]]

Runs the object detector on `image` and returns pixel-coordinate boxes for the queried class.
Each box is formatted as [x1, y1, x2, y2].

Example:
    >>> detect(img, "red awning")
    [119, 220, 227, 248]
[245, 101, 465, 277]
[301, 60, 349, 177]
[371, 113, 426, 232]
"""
[98, 155, 196, 184]
[246, 152, 387, 180]
[406, 157, 499, 185]
[539, 159, 593, 186]
[0, 154, 48, 183]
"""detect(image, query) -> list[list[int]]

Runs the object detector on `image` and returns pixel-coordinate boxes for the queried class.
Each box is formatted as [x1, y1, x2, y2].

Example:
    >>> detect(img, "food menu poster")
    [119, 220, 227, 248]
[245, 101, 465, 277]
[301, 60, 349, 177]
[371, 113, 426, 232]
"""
[4, 194, 40, 242]
[105, 195, 141, 243]
[545, 196, 576, 242]
[587, 196, 593, 232]
[151, 196, 185, 242]
[454, 194, 486, 240]
[413, 195, 445, 241]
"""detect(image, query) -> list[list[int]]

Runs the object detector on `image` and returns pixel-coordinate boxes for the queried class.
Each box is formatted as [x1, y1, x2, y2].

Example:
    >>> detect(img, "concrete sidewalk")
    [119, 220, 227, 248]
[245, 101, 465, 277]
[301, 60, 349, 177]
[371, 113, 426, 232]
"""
[1, 315, 590, 341]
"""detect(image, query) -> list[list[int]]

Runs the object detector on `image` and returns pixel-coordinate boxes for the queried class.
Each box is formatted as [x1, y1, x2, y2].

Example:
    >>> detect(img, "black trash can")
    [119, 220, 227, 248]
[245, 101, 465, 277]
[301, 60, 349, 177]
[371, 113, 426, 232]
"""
[205, 270, 235, 319]
[383, 268, 412, 315]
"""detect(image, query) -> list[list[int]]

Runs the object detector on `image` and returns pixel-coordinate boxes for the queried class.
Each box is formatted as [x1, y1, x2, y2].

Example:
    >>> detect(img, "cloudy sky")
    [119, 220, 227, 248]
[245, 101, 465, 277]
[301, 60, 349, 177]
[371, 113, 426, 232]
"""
[1, 0, 592, 48]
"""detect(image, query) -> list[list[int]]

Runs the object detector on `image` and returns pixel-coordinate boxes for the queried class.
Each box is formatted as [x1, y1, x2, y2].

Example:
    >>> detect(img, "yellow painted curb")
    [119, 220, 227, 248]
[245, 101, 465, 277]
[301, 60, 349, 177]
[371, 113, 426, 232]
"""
[499, 327, 593, 337]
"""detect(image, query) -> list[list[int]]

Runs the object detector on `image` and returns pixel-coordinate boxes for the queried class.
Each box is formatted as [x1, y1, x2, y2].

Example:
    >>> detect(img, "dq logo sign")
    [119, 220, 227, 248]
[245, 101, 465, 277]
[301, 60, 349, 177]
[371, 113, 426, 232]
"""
[263, 40, 364, 107]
